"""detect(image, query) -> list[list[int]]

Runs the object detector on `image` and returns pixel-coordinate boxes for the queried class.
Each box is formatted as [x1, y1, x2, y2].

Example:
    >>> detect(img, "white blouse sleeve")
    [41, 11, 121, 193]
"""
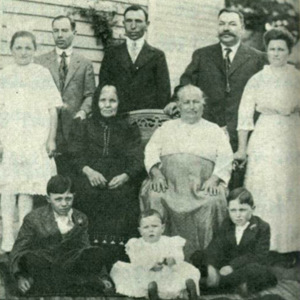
[39, 67, 63, 109]
[212, 128, 233, 185]
[237, 76, 258, 131]
[144, 125, 165, 173]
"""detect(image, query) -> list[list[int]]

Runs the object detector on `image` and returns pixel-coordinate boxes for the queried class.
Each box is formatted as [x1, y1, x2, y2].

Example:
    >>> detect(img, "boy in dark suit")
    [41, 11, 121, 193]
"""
[9, 175, 110, 294]
[191, 187, 277, 295]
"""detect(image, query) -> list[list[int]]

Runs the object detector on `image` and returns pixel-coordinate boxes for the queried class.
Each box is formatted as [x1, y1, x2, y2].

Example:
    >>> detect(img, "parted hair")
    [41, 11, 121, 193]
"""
[264, 28, 294, 54]
[47, 175, 73, 195]
[10, 31, 37, 50]
[218, 8, 244, 26]
[124, 5, 148, 22]
[227, 187, 254, 207]
[52, 15, 76, 31]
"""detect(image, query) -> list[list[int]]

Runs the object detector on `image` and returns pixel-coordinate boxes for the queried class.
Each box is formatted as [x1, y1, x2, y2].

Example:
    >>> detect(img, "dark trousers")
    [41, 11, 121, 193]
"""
[191, 250, 277, 293]
[18, 247, 108, 293]
[55, 152, 73, 176]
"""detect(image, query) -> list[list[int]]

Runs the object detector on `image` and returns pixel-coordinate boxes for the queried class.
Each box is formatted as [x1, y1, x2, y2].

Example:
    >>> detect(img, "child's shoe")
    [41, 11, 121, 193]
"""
[148, 281, 159, 300]
[186, 279, 198, 300]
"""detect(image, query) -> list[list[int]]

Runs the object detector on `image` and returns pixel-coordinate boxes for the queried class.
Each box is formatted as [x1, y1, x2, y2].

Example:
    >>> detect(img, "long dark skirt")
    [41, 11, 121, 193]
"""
[74, 176, 140, 245]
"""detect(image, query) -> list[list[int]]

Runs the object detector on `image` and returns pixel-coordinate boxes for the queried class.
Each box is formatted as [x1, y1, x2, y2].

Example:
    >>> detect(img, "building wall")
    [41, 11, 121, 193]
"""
[147, 0, 225, 90]
[0, 0, 148, 84]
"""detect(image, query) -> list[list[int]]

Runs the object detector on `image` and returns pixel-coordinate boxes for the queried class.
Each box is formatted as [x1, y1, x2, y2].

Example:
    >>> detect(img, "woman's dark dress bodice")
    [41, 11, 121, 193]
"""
[69, 116, 143, 182]
[68, 115, 144, 243]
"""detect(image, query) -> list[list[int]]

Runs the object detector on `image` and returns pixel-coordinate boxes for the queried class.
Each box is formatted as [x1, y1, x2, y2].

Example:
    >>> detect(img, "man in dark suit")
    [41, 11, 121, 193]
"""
[99, 5, 171, 113]
[10, 175, 110, 295]
[169, 8, 266, 152]
[35, 16, 95, 175]
[191, 188, 277, 295]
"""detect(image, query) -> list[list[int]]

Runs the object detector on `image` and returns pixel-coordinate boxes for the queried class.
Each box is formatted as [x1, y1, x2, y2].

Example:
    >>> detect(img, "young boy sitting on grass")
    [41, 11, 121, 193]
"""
[191, 187, 277, 296]
[9, 175, 111, 295]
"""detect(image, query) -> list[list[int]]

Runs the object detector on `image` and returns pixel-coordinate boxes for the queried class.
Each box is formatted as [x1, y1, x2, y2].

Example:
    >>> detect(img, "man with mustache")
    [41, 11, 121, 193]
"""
[175, 8, 267, 153]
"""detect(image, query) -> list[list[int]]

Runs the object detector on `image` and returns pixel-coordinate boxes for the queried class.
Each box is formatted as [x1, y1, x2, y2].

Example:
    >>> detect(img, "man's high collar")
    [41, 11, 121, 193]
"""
[220, 41, 241, 58]
[56, 46, 73, 57]
[126, 36, 145, 49]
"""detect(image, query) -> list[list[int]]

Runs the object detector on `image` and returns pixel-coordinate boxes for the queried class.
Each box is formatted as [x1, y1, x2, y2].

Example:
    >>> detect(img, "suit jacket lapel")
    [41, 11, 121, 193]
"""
[46, 50, 60, 88]
[134, 42, 155, 69]
[64, 53, 81, 90]
[43, 204, 61, 237]
[238, 217, 258, 247]
[117, 43, 134, 73]
[226, 221, 237, 247]
[229, 44, 251, 76]
[208, 43, 226, 75]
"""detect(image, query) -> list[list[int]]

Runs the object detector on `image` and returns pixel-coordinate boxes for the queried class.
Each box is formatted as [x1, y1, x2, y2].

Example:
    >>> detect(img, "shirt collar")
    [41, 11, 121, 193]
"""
[53, 208, 73, 221]
[220, 41, 241, 58]
[235, 221, 250, 231]
[56, 46, 73, 57]
[126, 36, 145, 50]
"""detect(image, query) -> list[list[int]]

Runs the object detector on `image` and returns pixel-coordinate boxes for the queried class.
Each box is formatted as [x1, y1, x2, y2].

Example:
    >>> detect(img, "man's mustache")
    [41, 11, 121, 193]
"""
[219, 31, 236, 37]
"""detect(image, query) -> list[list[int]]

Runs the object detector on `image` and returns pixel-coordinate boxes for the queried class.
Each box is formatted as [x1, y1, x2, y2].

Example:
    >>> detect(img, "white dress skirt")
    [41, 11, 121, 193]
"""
[238, 65, 300, 252]
[110, 236, 200, 299]
[0, 63, 62, 195]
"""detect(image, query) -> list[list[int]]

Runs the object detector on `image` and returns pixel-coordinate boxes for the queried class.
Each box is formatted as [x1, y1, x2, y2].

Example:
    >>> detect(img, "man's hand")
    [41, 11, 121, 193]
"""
[74, 110, 87, 120]
[165, 257, 176, 267]
[202, 175, 220, 196]
[150, 166, 168, 193]
[108, 173, 129, 190]
[150, 262, 164, 272]
[83, 166, 107, 188]
[233, 150, 247, 162]
[163, 102, 180, 118]
[17, 275, 33, 294]
[46, 139, 56, 158]
[219, 265, 233, 276]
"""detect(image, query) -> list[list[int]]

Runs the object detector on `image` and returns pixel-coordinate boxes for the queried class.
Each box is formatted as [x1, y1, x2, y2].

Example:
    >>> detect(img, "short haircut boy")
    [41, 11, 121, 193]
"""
[227, 187, 254, 207]
[46, 175, 73, 195]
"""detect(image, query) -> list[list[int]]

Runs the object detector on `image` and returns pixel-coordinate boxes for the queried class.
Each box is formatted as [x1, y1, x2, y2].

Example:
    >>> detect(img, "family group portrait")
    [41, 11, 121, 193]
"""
[0, 0, 299, 299]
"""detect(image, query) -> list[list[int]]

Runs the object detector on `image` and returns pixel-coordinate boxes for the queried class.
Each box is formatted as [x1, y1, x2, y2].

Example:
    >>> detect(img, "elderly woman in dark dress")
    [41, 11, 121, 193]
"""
[69, 85, 144, 245]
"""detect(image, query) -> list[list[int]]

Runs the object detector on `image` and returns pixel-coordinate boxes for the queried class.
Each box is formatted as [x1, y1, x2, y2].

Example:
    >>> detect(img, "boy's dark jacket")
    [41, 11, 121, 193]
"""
[10, 204, 90, 277]
[206, 215, 270, 269]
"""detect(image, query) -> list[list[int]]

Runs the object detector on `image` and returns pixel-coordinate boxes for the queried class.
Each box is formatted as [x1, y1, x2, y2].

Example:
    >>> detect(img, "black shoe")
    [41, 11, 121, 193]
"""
[186, 279, 198, 300]
[148, 281, 159, 300]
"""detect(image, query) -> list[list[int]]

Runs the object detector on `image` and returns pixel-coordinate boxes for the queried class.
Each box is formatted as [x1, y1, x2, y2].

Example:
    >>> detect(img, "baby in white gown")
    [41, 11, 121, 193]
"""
[110, 209, 200, 300]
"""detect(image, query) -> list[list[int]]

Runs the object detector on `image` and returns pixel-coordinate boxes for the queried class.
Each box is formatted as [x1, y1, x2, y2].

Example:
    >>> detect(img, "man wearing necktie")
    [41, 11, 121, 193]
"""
[35, 16, 95, 175]
[99, 5, 171, 113]
[175, 8, 267, 153]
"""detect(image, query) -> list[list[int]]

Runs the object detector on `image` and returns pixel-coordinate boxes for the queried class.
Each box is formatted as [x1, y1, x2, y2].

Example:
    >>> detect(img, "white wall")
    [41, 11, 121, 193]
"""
[147, 0, 225, 90]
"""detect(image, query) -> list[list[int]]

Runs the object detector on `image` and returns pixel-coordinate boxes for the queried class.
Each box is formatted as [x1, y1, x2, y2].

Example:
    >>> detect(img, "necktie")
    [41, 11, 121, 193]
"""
[224, 48, 232, 93]
[131, 42, 138, 63]
[59, 51, 68, 92]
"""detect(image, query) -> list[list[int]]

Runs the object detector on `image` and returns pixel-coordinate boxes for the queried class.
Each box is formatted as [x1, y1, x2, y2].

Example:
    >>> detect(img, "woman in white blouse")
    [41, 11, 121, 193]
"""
[140, 84, 233, 259]
[235, 28, 300, 254]
[0, 31, 62, 254]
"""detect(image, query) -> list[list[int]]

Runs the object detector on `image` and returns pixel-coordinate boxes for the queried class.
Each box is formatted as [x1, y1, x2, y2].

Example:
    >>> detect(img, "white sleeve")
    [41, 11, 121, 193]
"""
[237, 76, 258, 131]
[212, 128, 233, 185]
[40, 68, 63, 109]
[144, 125, 165, 173]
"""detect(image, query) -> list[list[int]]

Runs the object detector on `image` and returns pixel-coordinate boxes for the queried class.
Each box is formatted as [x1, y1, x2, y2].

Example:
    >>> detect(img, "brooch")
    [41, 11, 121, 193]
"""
[249, 224, 257, 230]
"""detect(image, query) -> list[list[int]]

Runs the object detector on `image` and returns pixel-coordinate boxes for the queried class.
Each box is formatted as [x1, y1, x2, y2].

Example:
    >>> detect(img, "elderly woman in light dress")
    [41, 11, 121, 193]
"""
[140, 84, 233, 259]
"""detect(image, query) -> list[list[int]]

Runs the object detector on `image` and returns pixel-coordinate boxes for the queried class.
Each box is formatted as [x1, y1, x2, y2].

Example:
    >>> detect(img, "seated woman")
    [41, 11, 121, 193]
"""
[140, 84, 233, 259]
[69, 84, 144, 246]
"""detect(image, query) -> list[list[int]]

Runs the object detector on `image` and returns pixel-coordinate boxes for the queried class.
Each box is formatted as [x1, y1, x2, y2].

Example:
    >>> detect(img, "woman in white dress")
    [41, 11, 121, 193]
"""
[0, 31, 62, 253]
[234, 29, 300, 254]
